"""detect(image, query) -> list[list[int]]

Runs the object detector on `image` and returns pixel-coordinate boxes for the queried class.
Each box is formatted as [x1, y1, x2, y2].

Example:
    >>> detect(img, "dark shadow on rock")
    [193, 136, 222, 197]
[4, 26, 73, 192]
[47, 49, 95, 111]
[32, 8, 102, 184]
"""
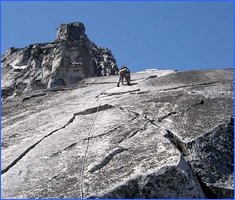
[130, 83, 138, 86]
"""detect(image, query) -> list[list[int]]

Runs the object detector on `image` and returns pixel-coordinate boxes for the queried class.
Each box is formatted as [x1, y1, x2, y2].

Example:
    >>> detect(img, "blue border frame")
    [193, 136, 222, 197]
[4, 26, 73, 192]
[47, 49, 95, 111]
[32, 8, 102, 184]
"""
[0, 1, 234, 200]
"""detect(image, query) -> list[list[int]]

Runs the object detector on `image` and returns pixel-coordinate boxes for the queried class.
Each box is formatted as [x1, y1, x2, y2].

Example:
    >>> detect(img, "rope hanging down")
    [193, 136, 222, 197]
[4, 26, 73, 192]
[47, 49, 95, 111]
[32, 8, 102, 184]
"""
[79, 85, 125, 199]
[79, 103, 101, 199]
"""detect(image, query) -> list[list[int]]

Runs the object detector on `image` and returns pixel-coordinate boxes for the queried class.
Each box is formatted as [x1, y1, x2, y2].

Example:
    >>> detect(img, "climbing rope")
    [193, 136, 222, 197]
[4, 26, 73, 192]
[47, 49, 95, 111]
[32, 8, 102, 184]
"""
[79, 83, 125, 198]
[79, 102, 101, 199]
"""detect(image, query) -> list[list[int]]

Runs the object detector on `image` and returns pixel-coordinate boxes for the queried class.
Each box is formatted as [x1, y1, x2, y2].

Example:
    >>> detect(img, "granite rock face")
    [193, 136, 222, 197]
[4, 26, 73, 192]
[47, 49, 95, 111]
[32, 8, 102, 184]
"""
[1, 22, 118, 98]
[1, 69, 234, 198]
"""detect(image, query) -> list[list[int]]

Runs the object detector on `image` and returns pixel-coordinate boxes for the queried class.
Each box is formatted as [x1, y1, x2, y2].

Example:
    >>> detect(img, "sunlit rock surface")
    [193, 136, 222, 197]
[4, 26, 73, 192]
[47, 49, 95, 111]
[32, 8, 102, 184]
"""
[1, 68, 233, 198]
[1, 22, 118, 98]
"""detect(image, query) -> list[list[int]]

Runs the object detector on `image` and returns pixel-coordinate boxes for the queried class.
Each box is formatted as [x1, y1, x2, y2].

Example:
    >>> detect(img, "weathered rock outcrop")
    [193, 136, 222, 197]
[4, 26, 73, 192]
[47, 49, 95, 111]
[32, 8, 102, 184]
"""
[1, 22, 118, 98]
[1, 68, 233, 198]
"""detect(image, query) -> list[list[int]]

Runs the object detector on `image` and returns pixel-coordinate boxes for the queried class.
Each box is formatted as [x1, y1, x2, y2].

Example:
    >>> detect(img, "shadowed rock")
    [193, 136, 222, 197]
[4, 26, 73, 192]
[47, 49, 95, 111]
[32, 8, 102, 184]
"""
[187, 118, 234, 198]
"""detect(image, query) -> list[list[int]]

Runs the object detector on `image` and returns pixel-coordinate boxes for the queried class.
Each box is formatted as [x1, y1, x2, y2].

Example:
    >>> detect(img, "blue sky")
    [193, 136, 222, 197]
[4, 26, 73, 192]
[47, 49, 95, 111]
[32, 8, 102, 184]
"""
[1, 1, 234, 72]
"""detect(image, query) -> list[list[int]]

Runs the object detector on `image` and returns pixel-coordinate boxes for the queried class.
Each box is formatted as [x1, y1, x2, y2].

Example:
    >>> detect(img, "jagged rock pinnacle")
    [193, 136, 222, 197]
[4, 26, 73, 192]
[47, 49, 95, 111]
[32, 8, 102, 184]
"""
[56, 22, 86, 42]
[1, 22, 119, 98]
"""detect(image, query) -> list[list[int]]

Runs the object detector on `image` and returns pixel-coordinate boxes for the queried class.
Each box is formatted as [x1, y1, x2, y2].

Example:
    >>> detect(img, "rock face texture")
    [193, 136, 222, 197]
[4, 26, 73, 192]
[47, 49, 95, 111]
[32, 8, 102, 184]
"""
[1, 22, 118, 98]
[1, 68, 233, 198]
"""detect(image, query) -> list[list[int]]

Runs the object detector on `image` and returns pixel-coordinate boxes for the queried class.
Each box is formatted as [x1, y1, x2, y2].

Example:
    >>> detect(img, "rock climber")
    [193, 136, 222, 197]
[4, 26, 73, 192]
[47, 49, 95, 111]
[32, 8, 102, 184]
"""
[117, 66, 131, 87]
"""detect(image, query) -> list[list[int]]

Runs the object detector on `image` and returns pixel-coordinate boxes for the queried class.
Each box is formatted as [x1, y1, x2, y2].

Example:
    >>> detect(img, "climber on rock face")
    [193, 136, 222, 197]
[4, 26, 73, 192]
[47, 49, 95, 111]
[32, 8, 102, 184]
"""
[117, 66, 131, 87]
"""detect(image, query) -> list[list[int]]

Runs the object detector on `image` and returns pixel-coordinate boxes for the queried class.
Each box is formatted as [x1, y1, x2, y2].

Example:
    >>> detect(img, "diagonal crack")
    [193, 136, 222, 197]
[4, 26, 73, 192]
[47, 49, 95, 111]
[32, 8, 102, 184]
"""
[184, 99, 204, 111]
[157, 111, 177, 122]
[163, 130, 189, 156]
[144, 75, 158, 80]
[1, 104, 114, 175]
[161, 81, 224, 91]
[64, 142, 77, 151]
[157, 99, 204, 122]
[163, 127, 221, 198]
[82, 125, 121, 141]
[1, 120, 74, 174]
[117, 123, 148, 144]
[74, 104, 114, 115]
[144, 115, 161, 128]
[144, 114, 232, 198]
[51, 142, 78, 157]
[117, 99, 204, 126]
[96, 89, 141, 98]
[143, 115, 189, 156]
[126, 123, 148, 140]
[116, 106, 141, 121]
[22, 93, 47, 101]
[129, 90, 149, 95]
